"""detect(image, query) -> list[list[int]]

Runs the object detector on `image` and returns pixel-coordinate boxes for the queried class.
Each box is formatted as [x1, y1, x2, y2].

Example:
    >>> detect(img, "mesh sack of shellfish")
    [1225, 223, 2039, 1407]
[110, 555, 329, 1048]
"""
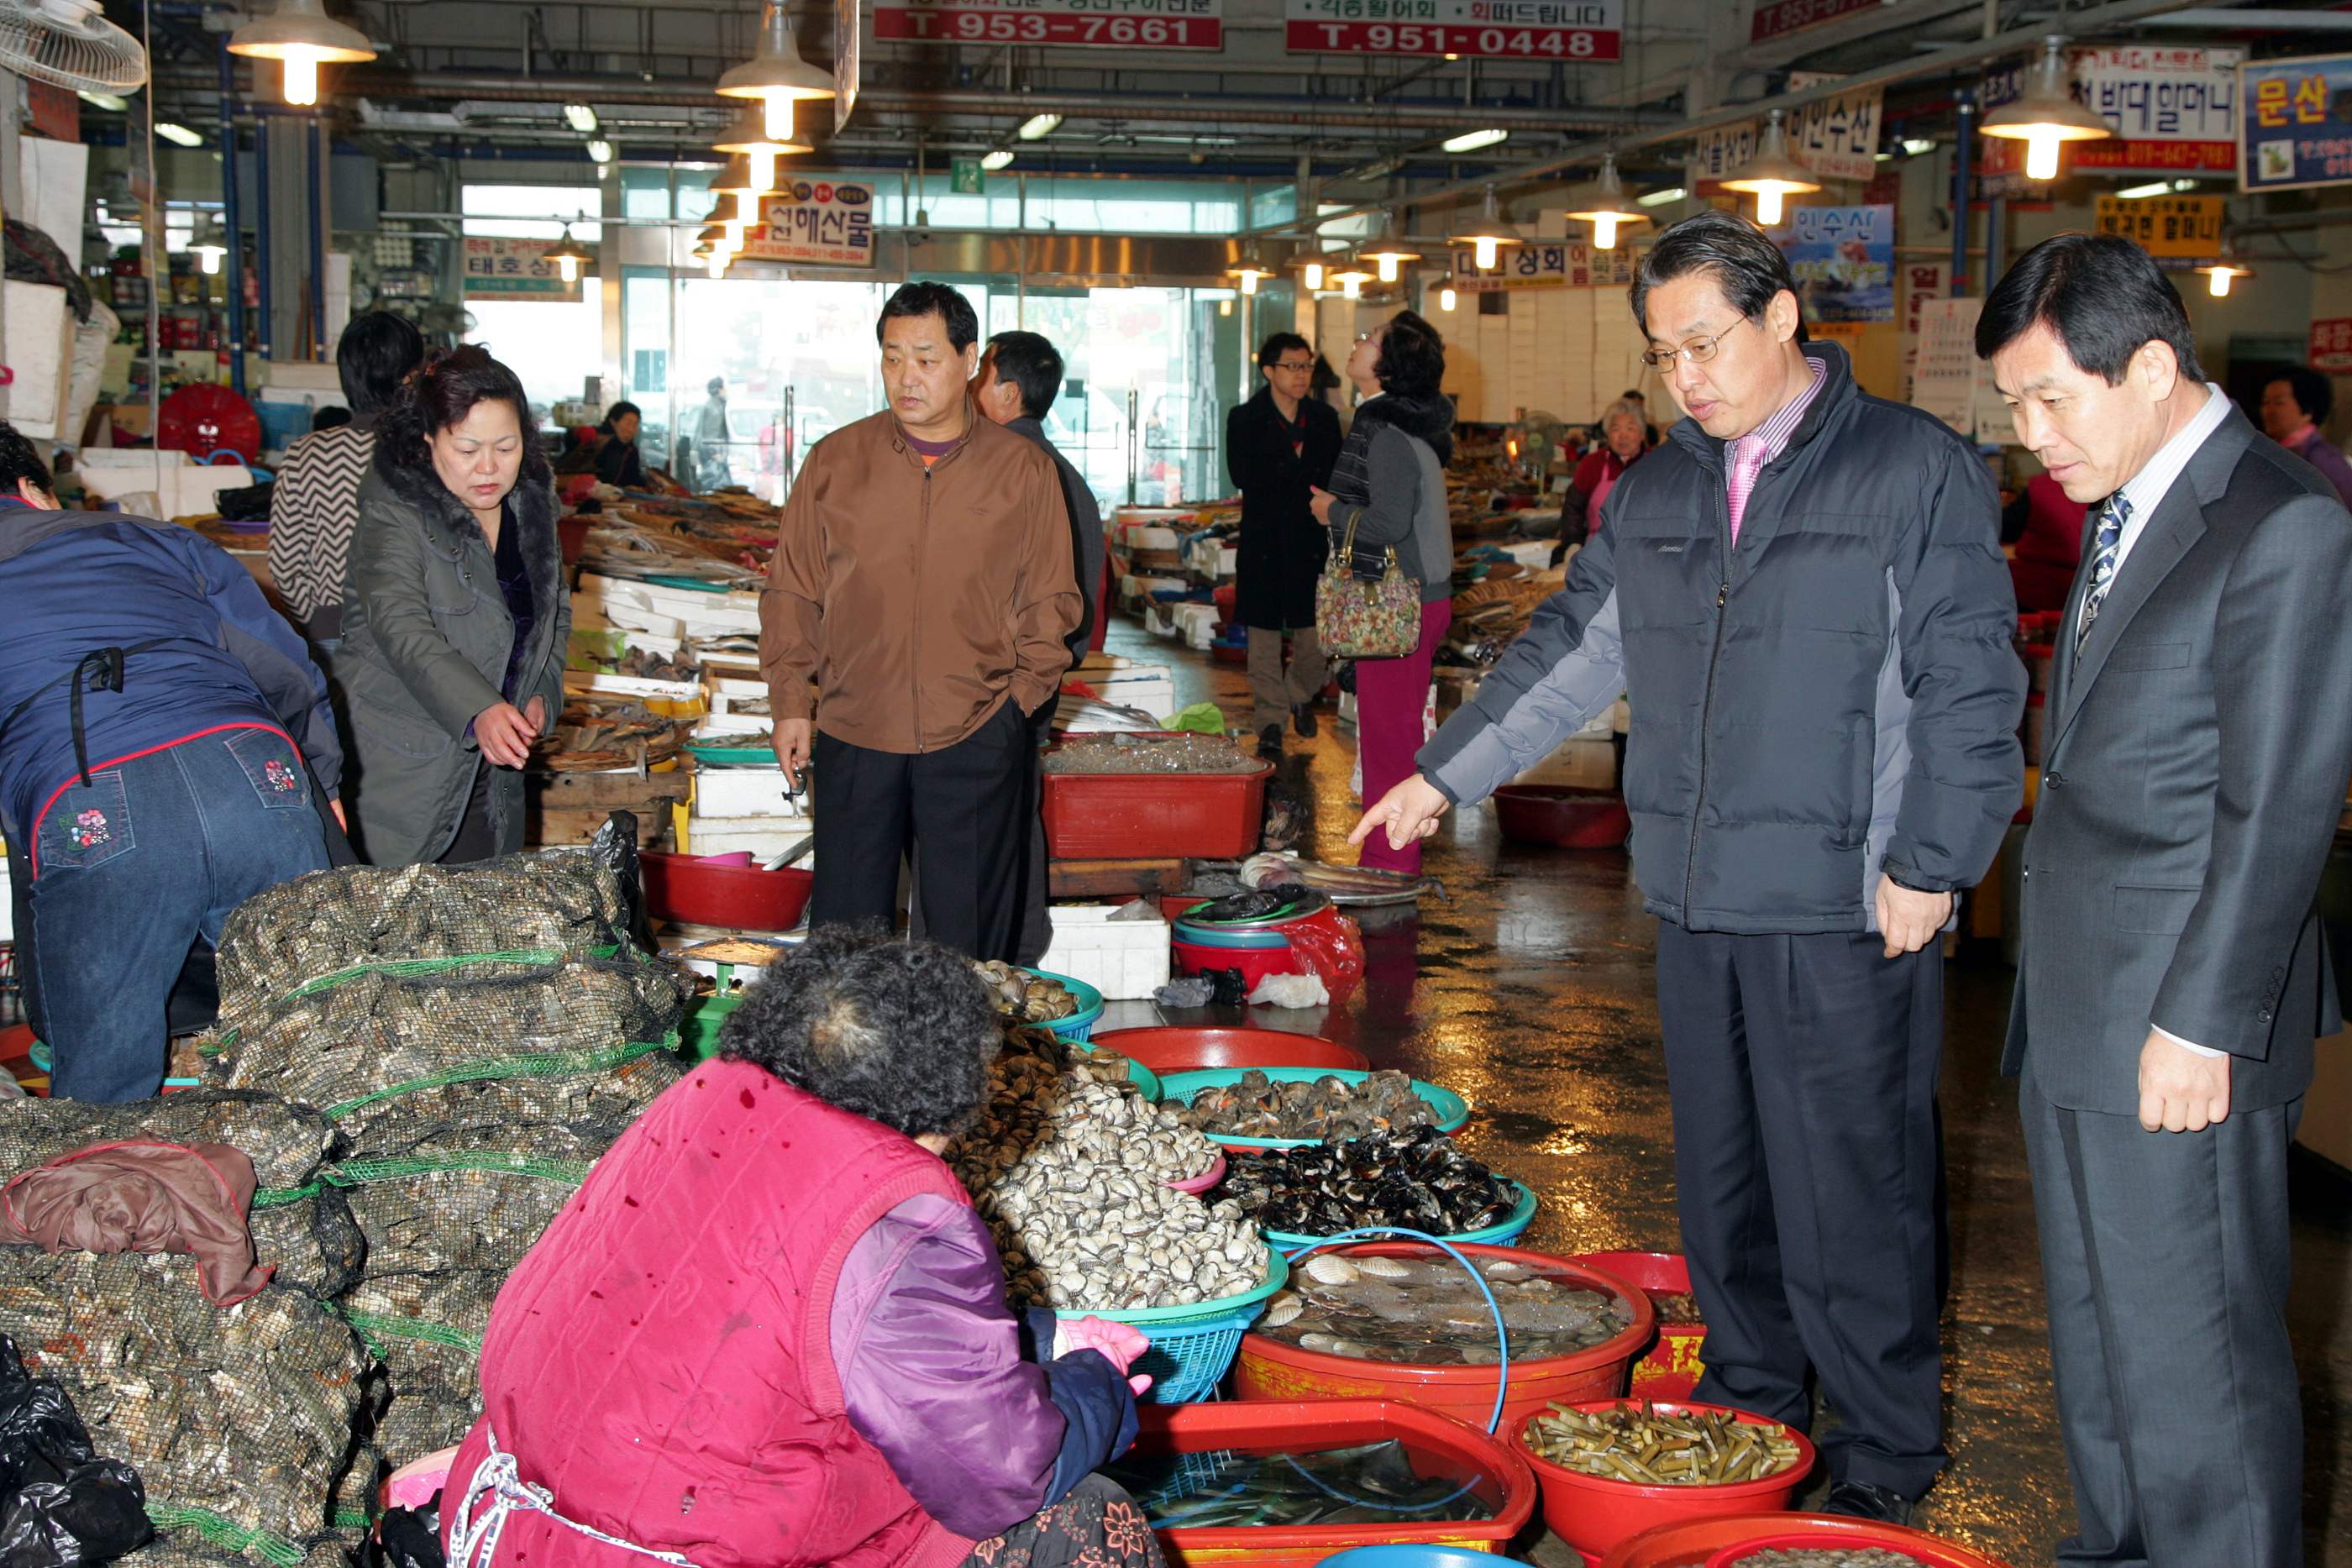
[213, 849, 635, 1017]
[328, 1156, 585, 1280]
[326, 1049, 681, 1162]
[339, 1273, 496, 1466]
[951, 1036, 1263, 1312]
[0, 1089, 338, 1195]
[211, 953, 687, 1114]
[248, 1191, 370, 1301]
[0, 1255, 373, 1550]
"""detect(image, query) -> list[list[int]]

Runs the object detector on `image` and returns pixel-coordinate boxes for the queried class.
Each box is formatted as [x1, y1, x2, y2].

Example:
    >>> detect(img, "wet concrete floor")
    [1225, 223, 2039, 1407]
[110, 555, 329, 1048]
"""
[1095, 619, 2352, 1568]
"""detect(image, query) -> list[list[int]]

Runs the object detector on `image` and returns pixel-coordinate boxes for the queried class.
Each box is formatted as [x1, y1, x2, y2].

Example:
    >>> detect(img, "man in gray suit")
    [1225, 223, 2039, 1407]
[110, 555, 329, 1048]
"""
[1980, 232, 2352, 1566]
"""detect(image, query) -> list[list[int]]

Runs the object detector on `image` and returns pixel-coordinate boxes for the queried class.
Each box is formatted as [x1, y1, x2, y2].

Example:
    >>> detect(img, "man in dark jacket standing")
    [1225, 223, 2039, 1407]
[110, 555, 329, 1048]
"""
[1982, 234, 2352, 1568]
[1354, 212, 2024, 1523]
[763, 284, 1079, 962]
[1229, 333, 1342, 756]
[972, 328, 1101, 965]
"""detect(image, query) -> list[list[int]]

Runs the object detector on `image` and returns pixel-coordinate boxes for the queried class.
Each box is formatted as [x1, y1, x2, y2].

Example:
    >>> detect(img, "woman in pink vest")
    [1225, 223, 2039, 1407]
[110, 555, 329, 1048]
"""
[440, 929, 1159, 1568]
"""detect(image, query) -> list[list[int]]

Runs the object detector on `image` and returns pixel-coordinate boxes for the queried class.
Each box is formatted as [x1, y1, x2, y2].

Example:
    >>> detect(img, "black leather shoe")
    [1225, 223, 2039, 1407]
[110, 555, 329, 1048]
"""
[1292, 704, 1318, 739]
[1257, 724, 1284, 759]
[1819, 1481, 1914, 1528]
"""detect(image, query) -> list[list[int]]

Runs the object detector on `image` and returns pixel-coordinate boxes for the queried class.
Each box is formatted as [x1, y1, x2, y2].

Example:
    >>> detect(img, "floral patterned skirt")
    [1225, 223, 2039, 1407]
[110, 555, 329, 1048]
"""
[960, 1475, 1163, 1568]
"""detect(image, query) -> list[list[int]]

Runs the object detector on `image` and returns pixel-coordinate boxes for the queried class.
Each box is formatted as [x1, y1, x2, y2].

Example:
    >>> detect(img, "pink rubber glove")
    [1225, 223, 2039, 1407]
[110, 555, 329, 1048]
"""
[1053, 1316, 1154, 1397]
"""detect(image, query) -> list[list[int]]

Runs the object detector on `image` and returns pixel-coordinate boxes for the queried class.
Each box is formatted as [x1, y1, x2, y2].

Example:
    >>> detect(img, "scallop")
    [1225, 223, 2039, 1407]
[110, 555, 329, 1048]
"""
[1354, 1256, 1413, 1279]
[1260, 1291, 1304, 1327]
[1302, 1255, 1362, 1285]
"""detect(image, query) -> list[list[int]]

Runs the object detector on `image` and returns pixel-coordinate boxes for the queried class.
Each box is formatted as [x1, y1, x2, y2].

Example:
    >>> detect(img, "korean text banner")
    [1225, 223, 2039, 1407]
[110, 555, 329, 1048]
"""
[1978, 46, 2238, 178]
[2312, 318, 2352, 373]
[1772, 204, 1893, 323]
[878, 0, 1219, 49]
[2242, 53, 2352, 191]
[1284, 0, 1619, 60]
[742, 180, 878, 267]
[462, 237, 591, 302]
[1688, 85, 1882, 185]
[2092, 194, 2223, 258]
[1451, 242, 1635, 290]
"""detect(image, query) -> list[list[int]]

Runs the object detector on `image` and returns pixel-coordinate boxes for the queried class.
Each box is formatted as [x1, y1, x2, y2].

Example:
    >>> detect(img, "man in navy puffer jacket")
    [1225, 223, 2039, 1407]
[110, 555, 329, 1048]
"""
[1356, 212, 2024, 1523]
[0, 425, 339, 1100]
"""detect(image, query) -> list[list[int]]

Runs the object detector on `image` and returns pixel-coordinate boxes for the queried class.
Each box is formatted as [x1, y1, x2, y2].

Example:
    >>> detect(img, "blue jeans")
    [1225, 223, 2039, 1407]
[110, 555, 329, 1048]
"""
[27, 726, 329, 1101]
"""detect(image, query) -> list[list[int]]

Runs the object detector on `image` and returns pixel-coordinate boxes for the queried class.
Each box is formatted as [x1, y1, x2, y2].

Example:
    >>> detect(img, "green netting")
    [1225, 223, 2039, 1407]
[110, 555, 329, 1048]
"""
[144, 1508, 306, 1568]
[0, 1091, 337, 1193]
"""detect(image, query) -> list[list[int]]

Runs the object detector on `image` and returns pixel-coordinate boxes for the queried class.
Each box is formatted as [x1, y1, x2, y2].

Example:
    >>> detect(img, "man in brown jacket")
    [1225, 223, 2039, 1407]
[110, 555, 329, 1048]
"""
[760, 281, 1080, 960]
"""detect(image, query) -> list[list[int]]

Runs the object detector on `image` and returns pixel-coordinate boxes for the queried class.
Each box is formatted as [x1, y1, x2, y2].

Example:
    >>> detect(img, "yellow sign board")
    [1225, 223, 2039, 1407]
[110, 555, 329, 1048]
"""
[2092, 195, 2224, 259]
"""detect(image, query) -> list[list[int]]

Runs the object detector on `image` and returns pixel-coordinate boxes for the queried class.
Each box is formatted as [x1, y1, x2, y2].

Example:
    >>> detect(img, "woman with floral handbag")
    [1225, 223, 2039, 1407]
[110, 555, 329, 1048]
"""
[1310, 311, 1454, 875]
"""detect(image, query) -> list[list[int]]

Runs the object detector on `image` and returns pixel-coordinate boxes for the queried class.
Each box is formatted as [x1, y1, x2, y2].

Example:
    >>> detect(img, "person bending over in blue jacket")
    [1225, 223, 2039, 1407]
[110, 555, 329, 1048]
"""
[0, 424, 342, 1100]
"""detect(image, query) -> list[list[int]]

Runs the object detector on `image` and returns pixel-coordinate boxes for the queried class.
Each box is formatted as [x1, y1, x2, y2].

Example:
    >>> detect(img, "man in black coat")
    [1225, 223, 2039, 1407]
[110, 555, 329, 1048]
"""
[1229, 333, 1343, 759]
[1981, 233, 2352, 1568]
[972, 330, 1101, 965]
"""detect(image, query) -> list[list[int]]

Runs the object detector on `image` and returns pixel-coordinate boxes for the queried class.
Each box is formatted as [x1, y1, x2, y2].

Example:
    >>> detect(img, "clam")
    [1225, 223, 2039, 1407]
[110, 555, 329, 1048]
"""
[1261, 1291, 1305, 1328]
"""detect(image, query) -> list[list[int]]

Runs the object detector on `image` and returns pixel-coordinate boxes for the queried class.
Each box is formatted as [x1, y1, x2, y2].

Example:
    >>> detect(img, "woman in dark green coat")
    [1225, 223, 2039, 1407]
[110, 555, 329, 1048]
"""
[333, 346, 569, 865]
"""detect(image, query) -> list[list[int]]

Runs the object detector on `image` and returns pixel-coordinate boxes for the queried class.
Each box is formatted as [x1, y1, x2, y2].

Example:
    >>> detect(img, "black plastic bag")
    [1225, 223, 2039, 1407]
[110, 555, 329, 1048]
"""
[589, 812, 656, 953]
[372, 1501, 444, 1568]
[214, 482, 274, 523]
[0, 1336, 150, 1568]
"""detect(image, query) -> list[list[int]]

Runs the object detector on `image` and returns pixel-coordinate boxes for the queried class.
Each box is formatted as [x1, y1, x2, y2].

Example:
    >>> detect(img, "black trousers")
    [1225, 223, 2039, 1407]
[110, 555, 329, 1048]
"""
[811, 701, 1032, 961]
[1653, 922, 1948, 1499]
[2019, 1053, 2302, 1568]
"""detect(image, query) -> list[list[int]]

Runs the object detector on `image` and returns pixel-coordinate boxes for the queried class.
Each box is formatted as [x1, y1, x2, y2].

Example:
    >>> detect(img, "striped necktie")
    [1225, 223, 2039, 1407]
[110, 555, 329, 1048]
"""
[2075, 493, 2131, 655]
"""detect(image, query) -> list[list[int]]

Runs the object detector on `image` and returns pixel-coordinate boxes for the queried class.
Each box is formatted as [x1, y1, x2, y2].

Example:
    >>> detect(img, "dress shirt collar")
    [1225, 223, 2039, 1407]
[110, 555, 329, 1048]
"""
[1729, 354, 1825, 469]
[2113, 381, 2230, 528]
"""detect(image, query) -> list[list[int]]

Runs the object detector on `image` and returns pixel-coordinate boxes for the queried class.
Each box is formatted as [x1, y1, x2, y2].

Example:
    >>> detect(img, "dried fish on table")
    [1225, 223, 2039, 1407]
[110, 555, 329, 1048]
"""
[1105, 1440, 1494, 1528]
[1255, 1248, 1631, 1365]
[1175, 1069, 1438, 1142]
[950, 1032, 1252, 1310]
[1521, 1401, 1803, 1486]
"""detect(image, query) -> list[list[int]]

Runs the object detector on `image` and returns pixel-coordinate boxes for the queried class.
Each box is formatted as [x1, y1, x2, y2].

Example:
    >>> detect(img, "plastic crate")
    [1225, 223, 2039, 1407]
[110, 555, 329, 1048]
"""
[1042, 764, 1273, 859]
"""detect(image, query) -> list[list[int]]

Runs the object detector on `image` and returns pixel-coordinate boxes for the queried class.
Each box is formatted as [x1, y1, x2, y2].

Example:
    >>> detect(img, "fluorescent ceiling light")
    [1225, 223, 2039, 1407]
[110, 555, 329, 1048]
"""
[587, 139, 614, 165]
[2114, 181, 2171, 199]
[77, 92, 127, 111]
[1635, 186, 1685, 207]
[1017, 113, 1062, 141]
[2173, 178, 2200, 191]
[981, 149, 1015, 170]
[155, 122, 203, 147]
[1441, 128, 1509, 154]
[1901, 138, 1936, 155]
[564, 103, 598, 133]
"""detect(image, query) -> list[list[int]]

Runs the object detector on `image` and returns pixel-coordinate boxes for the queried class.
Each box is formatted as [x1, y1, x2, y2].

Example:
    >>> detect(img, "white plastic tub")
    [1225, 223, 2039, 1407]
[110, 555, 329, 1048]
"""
[1037, 903, 1171, 1001]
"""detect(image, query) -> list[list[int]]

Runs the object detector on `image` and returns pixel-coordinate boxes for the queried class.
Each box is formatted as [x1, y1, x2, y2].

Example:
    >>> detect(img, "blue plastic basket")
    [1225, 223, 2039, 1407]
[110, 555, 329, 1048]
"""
[1058, 1253, 1289, 1403]
[1026, 968, 1105, 1041]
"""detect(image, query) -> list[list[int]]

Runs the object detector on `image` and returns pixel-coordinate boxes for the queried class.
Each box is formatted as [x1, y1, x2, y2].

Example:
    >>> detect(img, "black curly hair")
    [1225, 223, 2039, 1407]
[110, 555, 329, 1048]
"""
[1374, 310, 1446, 400]
[0, 419, 55, 501]
[375, 344, 549, 485]
[717, 929, 1000, 1139]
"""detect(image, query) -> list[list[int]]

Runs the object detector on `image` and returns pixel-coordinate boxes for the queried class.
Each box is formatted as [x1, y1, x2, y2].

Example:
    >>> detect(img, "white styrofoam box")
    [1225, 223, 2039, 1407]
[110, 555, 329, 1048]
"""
[79, 457, 253, 519]
[567, 671, 701, 703]
[682, 817, 814, 862]
[570, 593, 684, 656]
[1038, 904, 1171, 1001]
[258, 360, 344, 394]
[694, 767, 809, 818]
[1075, 653, 1134, 674]
[1145, 605, 1177, 638]
[1172, 603, 1218, 650]
[696, 714, 769, 736]
[707, 675, 768, 716]
[1094, 677, 1175, 721]
[5, 282, 74, 439]
[1502, 541, 1556, 569]
[1215, 545, 1240, 575]
[1510, 735, 1616, 789]
[581, 573, 760, 638]
[1132, 526, 1181, 551]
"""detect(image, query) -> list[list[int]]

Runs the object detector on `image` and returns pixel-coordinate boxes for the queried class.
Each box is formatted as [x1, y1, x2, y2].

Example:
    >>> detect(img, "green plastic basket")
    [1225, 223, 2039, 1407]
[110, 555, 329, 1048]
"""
[1158, 1068, 1472, 1149]
[1024, 968, 1105, 1042]
[1056, 1252, 1289, 1403]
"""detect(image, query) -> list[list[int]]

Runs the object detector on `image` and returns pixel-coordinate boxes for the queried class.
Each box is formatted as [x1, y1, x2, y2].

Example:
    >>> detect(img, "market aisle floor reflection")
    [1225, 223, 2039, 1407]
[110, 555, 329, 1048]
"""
[1104, 619, 2352, 1567]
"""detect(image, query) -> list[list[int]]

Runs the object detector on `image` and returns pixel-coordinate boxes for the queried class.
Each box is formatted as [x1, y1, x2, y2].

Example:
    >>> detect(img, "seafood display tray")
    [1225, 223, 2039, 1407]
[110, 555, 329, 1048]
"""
[1094, 1027, 1369, 1077]
[1516, 1403, 1816, 1564]
[1134, 1399, 1536, 1568]
[1159, 1068, 1472, 1149]
[1235, 1243, 1654, 1432]
[1263, 1183, 1539, 1249]
[1022, 968, 1105, 1041]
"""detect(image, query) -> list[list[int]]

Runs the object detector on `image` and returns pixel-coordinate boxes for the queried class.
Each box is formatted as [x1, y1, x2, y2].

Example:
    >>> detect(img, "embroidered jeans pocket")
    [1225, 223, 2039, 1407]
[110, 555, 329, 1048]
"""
[227, 728, 310, 810]
[39, 773, 134, 872]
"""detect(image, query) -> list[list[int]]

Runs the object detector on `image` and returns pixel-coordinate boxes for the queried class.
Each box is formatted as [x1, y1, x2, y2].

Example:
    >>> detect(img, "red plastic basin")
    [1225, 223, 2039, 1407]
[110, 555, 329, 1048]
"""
[1567, 1251, 1702, 1401]
[1137, 1399, 1536, 1568]
[1090, 1026, 1369, 1075]
[1042, 763, 1273, 858]
[1601, 1513, 2019, 1568]
[1234, 1243, 1652, 1432]
[1517, 1402, 1814, 1565]
[1172, 936, 1307, 991]
[1700, 1522, 2010, 1567]
[1492, 787, 1632, 848]
[639, 850, 813, 933]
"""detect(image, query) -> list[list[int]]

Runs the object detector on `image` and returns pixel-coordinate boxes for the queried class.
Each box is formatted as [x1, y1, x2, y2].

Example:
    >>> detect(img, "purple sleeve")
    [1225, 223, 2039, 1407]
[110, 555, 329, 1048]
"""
[830, 1196, 1066, 1541]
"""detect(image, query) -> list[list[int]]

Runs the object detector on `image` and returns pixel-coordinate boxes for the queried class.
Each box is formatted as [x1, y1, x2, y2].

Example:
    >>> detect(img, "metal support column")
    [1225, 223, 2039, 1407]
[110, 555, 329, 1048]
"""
[307, 116, 327, 358]
[1986, 195, 2008, 299]
[254, 122, 273, 363]
[1950, 90, 1974, 297]
[218, 39, 246, 396]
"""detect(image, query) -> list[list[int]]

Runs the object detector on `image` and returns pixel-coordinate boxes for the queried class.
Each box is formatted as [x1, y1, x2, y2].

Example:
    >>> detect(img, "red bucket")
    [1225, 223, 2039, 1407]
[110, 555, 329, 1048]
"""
[1234, 1243, 1651, 1433]
[1172, 936, 1308, 992]
[1599, 1513, 2019, 1568]
[1516, 1402, 1814, 1565]
[639, 851, 813, 933]
[1568, 1251, 1702, 1401]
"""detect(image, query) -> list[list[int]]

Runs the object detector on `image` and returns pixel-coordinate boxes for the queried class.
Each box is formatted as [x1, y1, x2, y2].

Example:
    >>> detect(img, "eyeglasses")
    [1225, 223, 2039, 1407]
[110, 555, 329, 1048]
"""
[1271, 359, 1315, 371]
[1640, 317, 1754, 370]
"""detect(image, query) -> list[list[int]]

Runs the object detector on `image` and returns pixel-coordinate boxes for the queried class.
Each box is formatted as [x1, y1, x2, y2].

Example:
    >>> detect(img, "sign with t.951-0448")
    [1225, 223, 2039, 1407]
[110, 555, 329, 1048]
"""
[1284, 0, 1618, 59]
